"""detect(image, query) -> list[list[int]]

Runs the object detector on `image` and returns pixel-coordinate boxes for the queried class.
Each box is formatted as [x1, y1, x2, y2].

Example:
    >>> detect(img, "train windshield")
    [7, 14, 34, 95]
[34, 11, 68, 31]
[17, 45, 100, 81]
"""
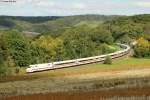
[29, 65, 34, 68]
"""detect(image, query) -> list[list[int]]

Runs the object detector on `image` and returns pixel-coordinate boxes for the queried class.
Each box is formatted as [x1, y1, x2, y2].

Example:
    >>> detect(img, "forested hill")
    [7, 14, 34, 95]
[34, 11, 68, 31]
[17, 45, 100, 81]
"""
[0, 14, 150, 40]
[0, 14, 150, 36]
[0, 15, 120, 34]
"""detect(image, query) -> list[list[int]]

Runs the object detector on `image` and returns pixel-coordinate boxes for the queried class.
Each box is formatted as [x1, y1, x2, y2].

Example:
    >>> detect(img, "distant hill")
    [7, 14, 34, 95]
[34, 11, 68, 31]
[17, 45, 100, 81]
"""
[0, 14, 150, 36]
[0, 15, 120, 34]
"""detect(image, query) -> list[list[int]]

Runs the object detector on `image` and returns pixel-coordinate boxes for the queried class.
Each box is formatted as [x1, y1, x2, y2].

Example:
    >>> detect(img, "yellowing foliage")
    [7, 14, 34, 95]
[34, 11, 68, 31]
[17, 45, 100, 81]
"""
[137, 37, 150, 48]
[37, 36, 64, 61]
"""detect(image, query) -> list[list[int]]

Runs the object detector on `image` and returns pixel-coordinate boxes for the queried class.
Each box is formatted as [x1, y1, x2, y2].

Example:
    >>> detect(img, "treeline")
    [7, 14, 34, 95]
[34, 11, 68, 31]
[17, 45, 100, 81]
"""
[0, 26, 115, 69]
[0, 16, 61, 24]
[0, 14, 149, 37]
[0, 18, 15, 28]
[0, 15, 119, 34]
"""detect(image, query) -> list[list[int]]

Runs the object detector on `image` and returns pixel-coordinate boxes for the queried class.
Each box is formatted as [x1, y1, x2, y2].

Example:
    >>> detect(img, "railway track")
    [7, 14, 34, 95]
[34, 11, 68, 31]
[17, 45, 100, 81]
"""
[26, 43, 131, 73]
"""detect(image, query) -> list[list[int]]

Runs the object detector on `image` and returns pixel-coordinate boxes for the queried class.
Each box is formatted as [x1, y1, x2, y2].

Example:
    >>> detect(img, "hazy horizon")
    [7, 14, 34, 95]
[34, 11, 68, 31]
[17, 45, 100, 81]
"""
[0, 13, 150, 17]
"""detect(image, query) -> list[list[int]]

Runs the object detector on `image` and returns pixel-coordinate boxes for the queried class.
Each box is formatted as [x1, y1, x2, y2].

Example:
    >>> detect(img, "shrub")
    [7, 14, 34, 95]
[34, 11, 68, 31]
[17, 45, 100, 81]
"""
[134, 37, 150, 58]
[0, 57, 7, 76]
[15, 67, 20, 74]
[104, 56, 112, 65]
[134, 46, 150, 58]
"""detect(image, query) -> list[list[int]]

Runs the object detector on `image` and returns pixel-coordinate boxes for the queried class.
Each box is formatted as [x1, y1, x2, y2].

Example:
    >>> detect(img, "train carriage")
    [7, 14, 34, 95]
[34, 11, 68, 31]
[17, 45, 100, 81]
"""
[26, 44, 130, 73]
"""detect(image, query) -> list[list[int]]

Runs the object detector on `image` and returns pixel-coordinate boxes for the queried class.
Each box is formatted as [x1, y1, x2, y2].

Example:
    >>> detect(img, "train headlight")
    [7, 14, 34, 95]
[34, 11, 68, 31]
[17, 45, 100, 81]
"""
[26, 68, 33, 73]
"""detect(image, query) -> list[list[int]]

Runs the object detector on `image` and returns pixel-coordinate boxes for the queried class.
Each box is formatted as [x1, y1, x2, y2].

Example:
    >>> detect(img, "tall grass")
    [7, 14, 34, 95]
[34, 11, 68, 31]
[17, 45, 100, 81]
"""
[1, 87, 150, 100]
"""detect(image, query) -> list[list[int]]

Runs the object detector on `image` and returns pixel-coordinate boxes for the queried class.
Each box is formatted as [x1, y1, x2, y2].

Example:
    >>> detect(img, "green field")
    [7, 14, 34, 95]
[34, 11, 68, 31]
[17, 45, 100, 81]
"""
[30, 57, 150, 77]
[6, 57, 150, 79]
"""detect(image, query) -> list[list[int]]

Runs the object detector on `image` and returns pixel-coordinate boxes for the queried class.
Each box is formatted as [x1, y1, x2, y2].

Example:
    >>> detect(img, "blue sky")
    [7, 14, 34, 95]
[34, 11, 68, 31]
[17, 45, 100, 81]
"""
[0, 0, 150, 16]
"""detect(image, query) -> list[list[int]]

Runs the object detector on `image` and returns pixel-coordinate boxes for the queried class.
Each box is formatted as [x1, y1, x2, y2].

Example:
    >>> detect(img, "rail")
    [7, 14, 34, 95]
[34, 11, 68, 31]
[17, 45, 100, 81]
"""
[26, 43, 131, 73]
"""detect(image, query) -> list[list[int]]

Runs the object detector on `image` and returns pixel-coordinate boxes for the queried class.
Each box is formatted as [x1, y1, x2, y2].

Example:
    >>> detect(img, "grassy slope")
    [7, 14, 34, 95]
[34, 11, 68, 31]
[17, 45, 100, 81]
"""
[4, 57, 150, 83]
[30, 58, 150, 77]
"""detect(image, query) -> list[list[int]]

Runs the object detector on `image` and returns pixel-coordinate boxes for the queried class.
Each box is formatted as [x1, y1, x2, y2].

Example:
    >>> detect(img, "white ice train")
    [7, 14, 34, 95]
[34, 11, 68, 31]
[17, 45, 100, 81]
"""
[26, 43, 130, 73]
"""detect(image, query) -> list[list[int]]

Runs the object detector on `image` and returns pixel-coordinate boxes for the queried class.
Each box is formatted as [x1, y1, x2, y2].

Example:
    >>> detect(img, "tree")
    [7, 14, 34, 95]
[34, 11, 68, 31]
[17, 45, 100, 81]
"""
[134, 38, 150, 57]
[107, 18, 144, 43]
[31, 35, 65, 63]
[104, 56, 112, 65]
[0, 30, 32, 67]
[62, 25, 116, 59]
[63, 26, 96, 59]
[91, 27, 113, 45]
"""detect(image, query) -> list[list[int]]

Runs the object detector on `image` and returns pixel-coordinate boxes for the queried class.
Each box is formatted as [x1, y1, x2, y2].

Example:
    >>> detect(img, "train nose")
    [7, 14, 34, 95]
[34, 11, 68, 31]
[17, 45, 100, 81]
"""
[26, 68, 33, 73]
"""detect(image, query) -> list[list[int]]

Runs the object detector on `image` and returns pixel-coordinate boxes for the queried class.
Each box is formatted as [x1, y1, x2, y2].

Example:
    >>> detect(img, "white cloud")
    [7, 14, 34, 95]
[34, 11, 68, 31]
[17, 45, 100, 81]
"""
[135, 1, 150, 8]
[73, 3, 88, 10]
[1, 0, 150, 16]
[36, 1, 55, 7]
[15, 0, 56, 7]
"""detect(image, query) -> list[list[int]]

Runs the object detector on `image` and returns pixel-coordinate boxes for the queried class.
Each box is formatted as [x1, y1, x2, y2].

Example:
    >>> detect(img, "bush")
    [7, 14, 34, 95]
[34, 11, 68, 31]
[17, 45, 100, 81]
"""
[15, 67, 20, 74]
[133, 37, 150, 58]
[0, 57, 7, 76]
[134, 46, 150, 58]
[104, 56, 112, 65]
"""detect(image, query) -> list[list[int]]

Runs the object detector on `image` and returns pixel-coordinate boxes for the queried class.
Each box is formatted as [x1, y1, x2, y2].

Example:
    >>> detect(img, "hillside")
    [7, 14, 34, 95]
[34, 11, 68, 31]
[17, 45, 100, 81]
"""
[0, 15, 120, 35]
[0, 14, 150, 37]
